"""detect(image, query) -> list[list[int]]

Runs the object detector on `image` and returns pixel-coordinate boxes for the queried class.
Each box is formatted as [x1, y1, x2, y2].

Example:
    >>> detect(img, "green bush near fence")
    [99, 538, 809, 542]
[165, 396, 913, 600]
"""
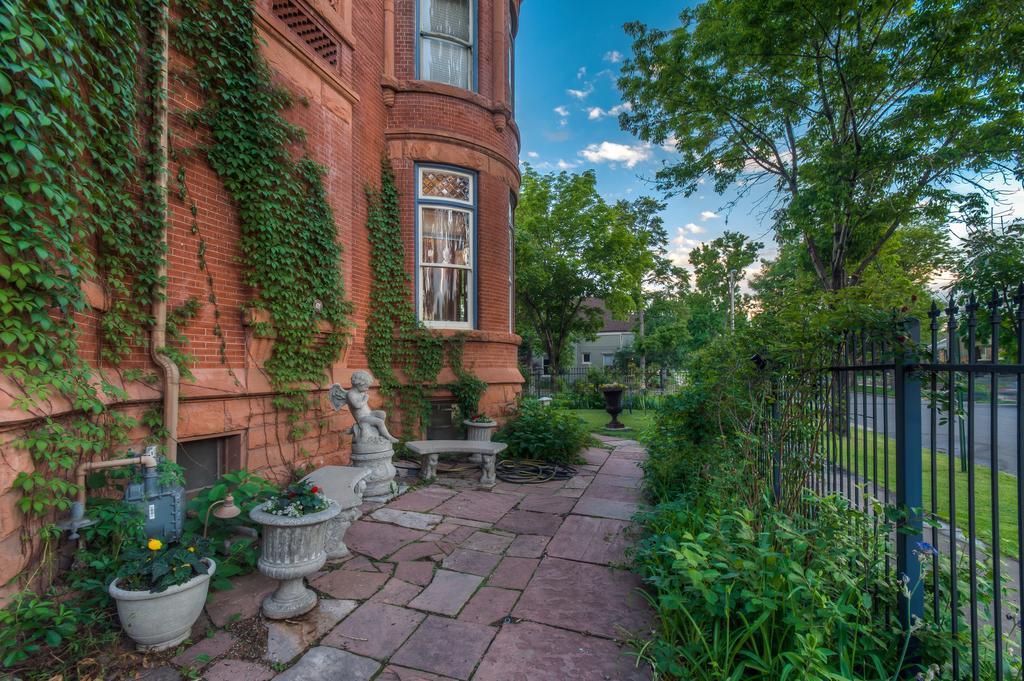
[630, 378, 989, 679]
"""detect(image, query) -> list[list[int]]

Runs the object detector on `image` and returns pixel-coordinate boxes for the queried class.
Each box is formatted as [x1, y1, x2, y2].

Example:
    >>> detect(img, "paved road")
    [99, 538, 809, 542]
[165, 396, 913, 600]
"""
[855, 391, 1020, 475]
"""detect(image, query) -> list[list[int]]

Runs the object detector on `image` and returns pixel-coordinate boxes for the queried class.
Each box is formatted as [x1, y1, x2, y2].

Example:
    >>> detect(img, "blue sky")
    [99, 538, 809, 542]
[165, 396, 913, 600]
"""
[512, 1, 1024, 287]
[514, 0, 778, 283]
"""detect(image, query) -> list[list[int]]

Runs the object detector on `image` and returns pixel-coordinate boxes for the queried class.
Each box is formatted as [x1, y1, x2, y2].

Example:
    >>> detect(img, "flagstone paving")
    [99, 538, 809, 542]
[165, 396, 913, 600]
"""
[151, 438, 653, 680]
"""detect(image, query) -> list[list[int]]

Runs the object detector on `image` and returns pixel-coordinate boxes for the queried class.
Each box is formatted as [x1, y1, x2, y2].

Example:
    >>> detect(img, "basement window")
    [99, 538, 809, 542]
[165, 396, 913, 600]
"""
[176, 435, 240, 494]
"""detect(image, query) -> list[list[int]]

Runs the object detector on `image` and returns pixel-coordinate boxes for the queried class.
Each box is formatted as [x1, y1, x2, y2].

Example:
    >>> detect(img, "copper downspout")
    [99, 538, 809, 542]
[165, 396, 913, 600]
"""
[151, 0, 180, 461]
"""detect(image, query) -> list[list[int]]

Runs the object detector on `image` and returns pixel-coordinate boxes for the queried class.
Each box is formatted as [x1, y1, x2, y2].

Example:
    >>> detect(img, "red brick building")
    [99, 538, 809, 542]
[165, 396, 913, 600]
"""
[0, 0, 522, 595]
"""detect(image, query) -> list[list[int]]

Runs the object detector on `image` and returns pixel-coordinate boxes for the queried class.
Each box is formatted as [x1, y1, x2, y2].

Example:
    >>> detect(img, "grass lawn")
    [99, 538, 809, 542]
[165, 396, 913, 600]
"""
[828, 427, 1020, 560]
[570, 408, 656, 437]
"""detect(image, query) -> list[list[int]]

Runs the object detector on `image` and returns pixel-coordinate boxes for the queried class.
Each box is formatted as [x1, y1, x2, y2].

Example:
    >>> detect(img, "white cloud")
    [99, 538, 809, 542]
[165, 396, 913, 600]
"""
[586, 103, 632, 121]
[603, 50, 623, 63]
[700, 210, 719, 220]
[660, 134, 678, 152]
[556, 159, 580, 170]
[566, 85, 593, 100]
[554, 105, 569, 117]
[669, 229, 704, 267]
[683, 222, 705, 234]
[579, 141, 652, 168]
[527, 151, 539, 159]
[577, 66, 587, 79]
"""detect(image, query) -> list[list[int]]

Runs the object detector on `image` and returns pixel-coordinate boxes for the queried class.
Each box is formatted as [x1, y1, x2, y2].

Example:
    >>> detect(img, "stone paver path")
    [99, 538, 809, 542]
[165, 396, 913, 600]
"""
[150, 437, 653, 681]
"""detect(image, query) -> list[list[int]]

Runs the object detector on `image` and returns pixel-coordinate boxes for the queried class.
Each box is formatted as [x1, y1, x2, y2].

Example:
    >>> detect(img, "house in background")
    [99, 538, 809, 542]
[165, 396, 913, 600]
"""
[571, 298, 636, 371]
[528, 299, 636, 374]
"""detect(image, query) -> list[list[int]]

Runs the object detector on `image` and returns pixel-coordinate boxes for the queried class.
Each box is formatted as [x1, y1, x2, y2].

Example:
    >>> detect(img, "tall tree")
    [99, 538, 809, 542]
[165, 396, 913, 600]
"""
[611, 195, 687, 374]
[515, 166, 673, 375]
[690, 230, 763, 330]
[618, 0, 1024, 291]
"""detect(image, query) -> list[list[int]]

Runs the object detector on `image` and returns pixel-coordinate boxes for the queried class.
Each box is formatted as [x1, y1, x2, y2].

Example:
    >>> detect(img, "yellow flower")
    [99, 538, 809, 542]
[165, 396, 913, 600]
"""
[187, 546, 196, 553]
[147, 538, 163, 551]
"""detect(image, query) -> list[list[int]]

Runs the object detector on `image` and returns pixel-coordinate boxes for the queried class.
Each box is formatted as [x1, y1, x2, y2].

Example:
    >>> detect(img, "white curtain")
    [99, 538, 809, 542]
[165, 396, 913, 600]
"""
[421, 0, 470, 42]
[420, 0, 471, 89]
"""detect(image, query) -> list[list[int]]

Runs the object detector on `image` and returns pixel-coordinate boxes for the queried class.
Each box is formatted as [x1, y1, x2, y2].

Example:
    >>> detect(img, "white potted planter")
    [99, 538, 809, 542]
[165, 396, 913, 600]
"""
[250, 498, 340, 619]
[108, 558, 216, 652]
[464, 418, 497, 442]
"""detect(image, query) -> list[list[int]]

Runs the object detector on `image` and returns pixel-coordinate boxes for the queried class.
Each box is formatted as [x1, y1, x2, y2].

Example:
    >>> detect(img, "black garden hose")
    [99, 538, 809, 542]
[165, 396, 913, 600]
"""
[495, 459, 576, 484]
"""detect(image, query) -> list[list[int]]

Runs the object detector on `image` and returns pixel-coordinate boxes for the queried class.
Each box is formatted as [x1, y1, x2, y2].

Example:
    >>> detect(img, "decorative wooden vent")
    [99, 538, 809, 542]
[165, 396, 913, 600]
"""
[271, 0, 339, 68]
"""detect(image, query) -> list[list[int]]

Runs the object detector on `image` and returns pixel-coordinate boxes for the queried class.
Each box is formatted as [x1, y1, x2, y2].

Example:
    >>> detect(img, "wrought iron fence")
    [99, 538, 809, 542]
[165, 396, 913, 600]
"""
[761, 287, 1024, 679]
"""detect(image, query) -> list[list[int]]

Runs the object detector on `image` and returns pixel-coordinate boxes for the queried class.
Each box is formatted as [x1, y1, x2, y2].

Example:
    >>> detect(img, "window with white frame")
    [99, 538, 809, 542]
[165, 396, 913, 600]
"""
[582, 352, 591, 365]
[418, 166, 474, 328]
[602, 353, 615, 367]
[419, 0, 474, 90]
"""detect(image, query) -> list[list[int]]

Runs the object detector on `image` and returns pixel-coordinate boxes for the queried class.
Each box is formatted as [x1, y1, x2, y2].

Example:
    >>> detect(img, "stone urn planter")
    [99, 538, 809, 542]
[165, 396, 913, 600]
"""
[108, 558, 216, 652]
[250, 499, 340, 619]
[601, 385, 626, 430]
[464, 418, 498, 442]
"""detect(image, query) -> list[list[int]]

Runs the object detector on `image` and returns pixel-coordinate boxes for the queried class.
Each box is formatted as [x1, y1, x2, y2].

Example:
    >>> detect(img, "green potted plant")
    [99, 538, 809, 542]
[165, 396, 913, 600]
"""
[452, 372, 493, 441]
[108, 536, 215, 652]
[600, 383, 627, 429]
[249, 480, 339, 619]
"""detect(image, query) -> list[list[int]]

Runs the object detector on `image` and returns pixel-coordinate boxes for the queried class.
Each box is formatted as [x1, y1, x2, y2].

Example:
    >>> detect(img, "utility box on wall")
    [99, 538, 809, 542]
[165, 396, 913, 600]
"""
[124, 468, 185, 542]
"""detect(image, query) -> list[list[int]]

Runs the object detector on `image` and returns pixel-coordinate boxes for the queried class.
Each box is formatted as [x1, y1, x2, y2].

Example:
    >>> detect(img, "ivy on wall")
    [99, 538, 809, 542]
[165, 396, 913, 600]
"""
[365, 160, 490, 436]
[0, 0, 166, 516]
[365, 159, 445, 435]
[176, 0, 352, 418]
[1, 0, 354, 524]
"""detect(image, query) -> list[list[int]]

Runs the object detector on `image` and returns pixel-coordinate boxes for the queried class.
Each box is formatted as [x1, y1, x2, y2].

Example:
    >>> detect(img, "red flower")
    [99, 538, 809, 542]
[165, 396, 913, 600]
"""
[311, 486, 319, 494]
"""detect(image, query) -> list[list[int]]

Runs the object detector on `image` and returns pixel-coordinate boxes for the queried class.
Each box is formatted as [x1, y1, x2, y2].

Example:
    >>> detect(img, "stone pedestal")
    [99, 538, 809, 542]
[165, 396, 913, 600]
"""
[250, 500, 340, 619]
[351, 440, 397, 502]
[301, 466, 369, 559]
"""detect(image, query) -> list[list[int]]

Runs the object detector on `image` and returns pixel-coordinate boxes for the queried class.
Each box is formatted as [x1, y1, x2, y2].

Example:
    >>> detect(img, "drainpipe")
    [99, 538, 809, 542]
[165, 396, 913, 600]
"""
[151, 1, 180, 461]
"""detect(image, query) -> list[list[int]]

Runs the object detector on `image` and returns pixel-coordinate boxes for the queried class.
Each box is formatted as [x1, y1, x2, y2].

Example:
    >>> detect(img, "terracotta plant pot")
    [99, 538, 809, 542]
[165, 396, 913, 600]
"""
[250, 500, 340, 619]
[109, 558, 216, 652]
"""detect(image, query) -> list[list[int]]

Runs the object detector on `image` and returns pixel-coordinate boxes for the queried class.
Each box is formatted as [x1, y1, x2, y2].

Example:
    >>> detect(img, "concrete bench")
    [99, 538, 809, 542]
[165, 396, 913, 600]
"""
[404, 441, 507, 490]
[301, 466, 370, 558]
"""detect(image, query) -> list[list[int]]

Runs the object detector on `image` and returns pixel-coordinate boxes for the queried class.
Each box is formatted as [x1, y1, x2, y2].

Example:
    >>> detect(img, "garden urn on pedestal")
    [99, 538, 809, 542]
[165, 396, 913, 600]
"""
[328, 370, 399, 502]
[601, 384, 627, 430]
[464, 417, 498, 442]
[250, 491, 340, 619]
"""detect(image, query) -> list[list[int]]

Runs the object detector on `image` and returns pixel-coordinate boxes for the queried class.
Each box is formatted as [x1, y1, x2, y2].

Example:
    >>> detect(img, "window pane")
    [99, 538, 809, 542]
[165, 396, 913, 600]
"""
[421, 0, 470, 43]
[421, 208, 470, 266]
[177, 439, 221, 492]
[420, 37, 471, 89]
[421, 266, 469, 323]
[421, 169, 471, 202]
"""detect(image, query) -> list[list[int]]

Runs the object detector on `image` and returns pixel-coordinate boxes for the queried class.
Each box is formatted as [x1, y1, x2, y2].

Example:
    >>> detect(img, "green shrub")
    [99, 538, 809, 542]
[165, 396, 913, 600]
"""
[633, 486, 953, 680]
[184, 470, 278, 590]
[0, 591, 80, 669]
[495, 399, 595, 465]
[640, 385, 721, 502]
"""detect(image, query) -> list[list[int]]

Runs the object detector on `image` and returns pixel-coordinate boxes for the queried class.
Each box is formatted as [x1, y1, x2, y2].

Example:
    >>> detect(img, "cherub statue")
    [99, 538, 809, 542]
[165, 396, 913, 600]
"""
[328, 370, 398, 444]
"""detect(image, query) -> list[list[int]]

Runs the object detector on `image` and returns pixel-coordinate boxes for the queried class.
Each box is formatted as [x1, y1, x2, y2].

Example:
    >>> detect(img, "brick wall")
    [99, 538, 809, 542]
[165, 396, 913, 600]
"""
[0, 0, 522, 599]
